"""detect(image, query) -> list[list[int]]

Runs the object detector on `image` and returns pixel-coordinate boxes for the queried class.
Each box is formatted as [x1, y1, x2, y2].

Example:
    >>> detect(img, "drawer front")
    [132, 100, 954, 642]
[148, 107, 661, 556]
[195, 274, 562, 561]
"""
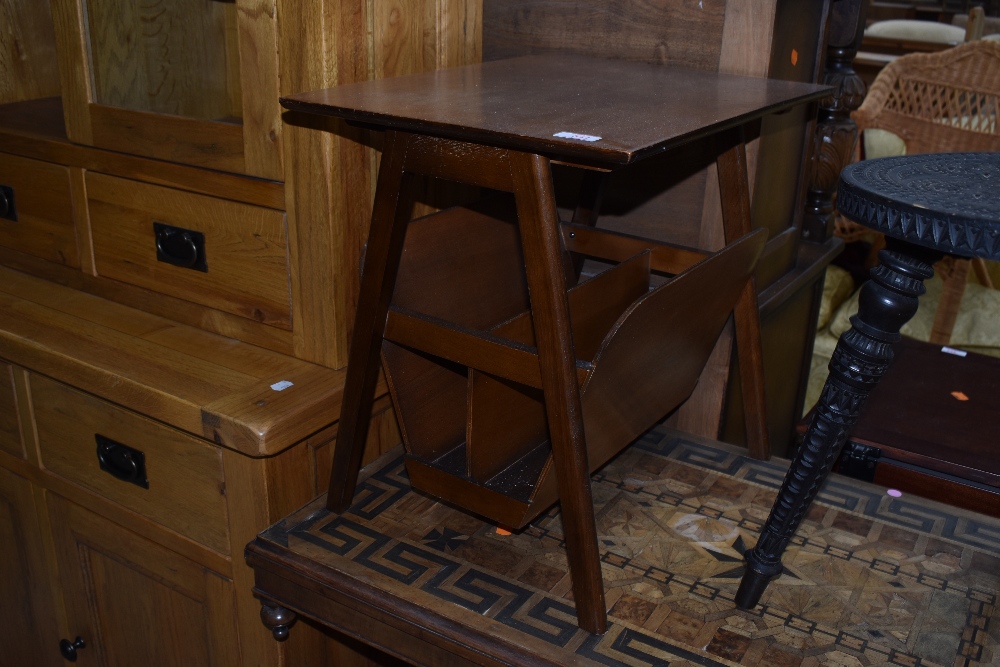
[0, 153, 78, 266]
[87, 172, 291, 329]
[31, 374, 231, 554]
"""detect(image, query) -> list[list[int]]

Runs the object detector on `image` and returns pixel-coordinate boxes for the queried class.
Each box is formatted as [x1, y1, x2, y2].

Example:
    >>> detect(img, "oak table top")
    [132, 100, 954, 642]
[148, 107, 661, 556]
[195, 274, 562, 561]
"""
[280, 54, 830, 166]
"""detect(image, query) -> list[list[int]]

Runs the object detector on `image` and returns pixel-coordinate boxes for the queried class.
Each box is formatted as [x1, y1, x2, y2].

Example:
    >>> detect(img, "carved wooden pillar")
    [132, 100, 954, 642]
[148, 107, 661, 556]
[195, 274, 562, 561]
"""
[802, 0, 869, 242]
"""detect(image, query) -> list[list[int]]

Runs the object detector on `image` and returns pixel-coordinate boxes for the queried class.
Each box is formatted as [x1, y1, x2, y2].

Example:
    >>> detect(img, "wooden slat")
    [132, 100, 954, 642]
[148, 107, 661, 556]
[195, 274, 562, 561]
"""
[385, 308, 579, 390]
[238, 0, 284, 180]
[0, 267, 359, 457]
[0, 247, 294, 355]
[509, 150, 605, 634]
[717, 136, 769, 460]
[0, 99, 285, 210]
[89, 104, 245, 174]
[560, 223, 708, 275]
[403, 135, 514, 192]
[48, 0, 93, 143]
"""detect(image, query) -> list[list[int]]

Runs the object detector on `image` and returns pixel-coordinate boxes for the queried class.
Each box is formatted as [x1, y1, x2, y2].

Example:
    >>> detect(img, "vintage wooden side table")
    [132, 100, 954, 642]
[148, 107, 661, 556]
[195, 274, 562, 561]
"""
[737, 151, 1000, 609]
[275, 54, 828, 634]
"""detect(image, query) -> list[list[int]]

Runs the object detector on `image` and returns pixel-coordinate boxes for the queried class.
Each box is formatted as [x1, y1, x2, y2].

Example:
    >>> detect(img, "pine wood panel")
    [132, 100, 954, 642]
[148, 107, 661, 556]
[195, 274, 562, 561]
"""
[0, 152, 78, 267]
[46, 493, 241, 667]
[482, 0, 727, 69]
[0, 0, 61, 105]
[237, 0, 283, 180]
[87, 172, 292, 329]
[0, 468, 61, 667]
[281, 0, 482, 368]
[32, 374, 231, 554]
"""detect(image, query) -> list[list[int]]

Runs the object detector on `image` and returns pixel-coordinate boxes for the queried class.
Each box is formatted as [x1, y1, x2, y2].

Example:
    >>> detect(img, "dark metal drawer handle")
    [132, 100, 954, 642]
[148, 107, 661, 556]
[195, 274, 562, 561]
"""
[154, 222, 208, 272]
[96, 434, 149, 489]
[59, 636, 85, 662]
[0, 184, 16, 221]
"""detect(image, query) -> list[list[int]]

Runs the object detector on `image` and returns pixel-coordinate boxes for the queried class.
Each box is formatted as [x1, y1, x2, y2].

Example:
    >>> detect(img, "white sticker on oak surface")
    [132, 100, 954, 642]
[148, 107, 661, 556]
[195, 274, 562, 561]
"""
[554, 131, 602, 142]
[941, 346, 968, 357]
[270, 380, 294, 391]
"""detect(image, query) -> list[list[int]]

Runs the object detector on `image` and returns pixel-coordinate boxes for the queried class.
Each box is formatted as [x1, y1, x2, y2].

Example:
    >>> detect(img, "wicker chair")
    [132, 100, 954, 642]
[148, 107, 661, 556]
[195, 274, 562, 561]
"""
[846, 39, 1000, 344]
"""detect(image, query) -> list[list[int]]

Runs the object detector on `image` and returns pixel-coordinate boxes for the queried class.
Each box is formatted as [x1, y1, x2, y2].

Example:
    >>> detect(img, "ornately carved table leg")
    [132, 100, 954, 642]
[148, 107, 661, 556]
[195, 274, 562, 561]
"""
[260, 602, 297, 641]
[735, 239, 939, 609]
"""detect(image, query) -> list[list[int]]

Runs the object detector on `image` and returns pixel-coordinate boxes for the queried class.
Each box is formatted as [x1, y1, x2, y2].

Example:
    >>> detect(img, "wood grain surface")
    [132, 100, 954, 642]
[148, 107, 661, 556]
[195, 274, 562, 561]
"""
[87, 172, 292, 329]
[32, 374, 231, 554]
[0, 0, 61, 105]
[0, 152, 78, 267]
[0, 364, 21, 459]
[0, 266, 369, 457]
[282, 54, 830, 166]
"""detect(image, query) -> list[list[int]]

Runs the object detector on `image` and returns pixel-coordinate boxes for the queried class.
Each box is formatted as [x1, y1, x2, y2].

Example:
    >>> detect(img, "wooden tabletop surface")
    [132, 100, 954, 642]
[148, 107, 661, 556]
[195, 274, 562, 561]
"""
[281, 54, 830, 166]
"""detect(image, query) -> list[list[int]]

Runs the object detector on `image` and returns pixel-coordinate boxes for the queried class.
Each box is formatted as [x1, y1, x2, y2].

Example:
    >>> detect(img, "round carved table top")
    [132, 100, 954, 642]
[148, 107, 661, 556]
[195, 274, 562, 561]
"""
[838, 152, 1000, 260]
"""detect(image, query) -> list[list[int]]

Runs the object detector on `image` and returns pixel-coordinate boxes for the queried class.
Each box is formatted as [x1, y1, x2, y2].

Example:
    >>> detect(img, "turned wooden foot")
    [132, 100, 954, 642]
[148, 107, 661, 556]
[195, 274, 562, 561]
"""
[736, 240, 939, 609]
[260, 603, 297, 641]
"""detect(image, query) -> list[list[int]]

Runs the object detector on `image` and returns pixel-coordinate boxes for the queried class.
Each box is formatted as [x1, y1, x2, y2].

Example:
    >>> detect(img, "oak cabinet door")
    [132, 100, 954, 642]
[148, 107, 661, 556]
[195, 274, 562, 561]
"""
[46, 493, 241, 667]
[49, 0, 282, 179]
[0, 468, 61, 667]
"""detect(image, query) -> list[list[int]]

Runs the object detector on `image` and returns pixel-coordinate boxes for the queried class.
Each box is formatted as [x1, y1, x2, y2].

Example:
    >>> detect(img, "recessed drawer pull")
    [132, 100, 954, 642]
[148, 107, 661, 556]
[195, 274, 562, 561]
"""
[0, 184, 16, 221]
[154, 221, 208, 272]
[96, 434, 149, 489]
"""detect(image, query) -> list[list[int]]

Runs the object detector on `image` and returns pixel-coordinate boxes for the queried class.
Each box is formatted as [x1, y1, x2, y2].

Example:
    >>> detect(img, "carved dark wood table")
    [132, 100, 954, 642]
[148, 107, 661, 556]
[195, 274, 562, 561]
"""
[736, 151, 1000, 608]
[275, 54, 828, 634]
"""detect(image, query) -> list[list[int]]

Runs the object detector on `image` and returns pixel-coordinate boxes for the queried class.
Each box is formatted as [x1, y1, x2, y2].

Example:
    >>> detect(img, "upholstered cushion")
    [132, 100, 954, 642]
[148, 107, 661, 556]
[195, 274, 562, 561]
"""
[816, 265, 855, 330]
[863, 128, 908, 159]
[865, 19, 967, 43]
[828, 276, 1000, 354]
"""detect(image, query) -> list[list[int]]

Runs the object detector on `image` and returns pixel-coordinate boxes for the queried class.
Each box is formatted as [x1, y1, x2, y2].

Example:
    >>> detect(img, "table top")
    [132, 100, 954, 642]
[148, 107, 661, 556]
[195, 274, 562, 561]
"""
[281, 54, 830, 166]
[838, 152, 1000, 260]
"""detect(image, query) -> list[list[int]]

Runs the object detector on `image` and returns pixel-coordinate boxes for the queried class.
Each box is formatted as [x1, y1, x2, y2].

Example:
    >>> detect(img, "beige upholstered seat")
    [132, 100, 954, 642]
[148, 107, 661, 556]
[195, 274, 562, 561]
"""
[865, 18, 967, 44]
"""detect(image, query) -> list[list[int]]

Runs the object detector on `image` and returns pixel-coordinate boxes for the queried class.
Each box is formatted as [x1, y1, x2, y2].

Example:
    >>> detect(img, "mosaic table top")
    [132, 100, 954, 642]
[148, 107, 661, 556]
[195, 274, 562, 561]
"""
[250, 426, 999, 667]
